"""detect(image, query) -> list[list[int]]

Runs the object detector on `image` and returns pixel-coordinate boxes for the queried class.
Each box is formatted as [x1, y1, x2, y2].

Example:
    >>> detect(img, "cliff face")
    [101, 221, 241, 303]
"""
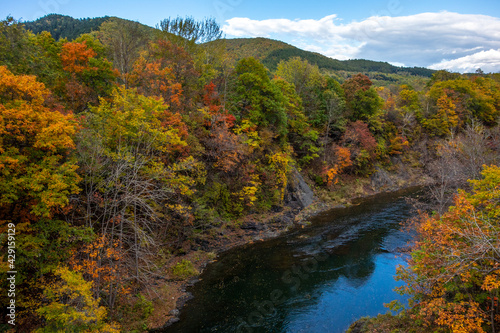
[370, 166, 396, 191]
[286, 167, 315, 209]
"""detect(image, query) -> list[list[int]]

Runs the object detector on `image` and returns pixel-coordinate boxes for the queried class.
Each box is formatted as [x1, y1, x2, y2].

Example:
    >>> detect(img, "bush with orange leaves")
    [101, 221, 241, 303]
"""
[322, 146, 352, 187]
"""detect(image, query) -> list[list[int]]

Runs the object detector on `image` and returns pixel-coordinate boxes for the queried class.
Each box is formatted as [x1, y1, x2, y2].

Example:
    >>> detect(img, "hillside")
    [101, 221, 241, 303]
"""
[23, 14, 156, 41]
[215, 37, 434, 77]
[22, 15, 433, 77]
[23, 14, 110, 40]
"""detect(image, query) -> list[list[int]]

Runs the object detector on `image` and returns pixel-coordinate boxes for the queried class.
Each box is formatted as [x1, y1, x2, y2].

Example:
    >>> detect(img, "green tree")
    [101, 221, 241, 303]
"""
[342, 73, 383, 123]
[320, 77, 347, 138]
[229, 57, 288, 140]
[0, 17, 38, 74]
[275, 57, 331, 127]
[273, 77, 319, 164]
[99, 18, 150, 87]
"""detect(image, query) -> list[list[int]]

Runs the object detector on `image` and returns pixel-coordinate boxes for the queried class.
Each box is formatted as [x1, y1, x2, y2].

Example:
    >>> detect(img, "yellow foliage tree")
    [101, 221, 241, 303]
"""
[36, 266, 120, 333]
[423, 93, 459, 136]
[267, 151, 293, 202]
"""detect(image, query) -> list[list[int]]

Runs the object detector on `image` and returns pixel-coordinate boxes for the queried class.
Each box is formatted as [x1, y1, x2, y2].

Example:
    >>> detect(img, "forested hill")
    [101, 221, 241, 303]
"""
[23, 14, 111, 40]
[23, 14, 434, 77]
[23, 14, 156, 41]
[215, 37, 435, 76]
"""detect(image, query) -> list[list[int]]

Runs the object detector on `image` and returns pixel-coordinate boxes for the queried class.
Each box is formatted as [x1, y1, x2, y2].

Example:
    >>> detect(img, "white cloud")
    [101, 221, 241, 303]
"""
[389, 61, 406, 67]
[223, 14, 341, 38]
[222, 12, 500, 72]
[430, 49, 500, 73]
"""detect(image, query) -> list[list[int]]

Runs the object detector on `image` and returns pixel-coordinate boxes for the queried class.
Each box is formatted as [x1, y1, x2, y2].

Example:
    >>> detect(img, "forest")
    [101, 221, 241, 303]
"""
[1, 14, 500, 332]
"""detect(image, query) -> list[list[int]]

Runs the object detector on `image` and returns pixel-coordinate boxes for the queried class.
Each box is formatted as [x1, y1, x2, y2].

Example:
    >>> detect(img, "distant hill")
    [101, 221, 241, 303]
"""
[23, 14, 156, 41]
[23, 14, 111, 40]
[22, 15, 434, 77]
[216, 37, 343, 70]
[216, 37, 434, 77]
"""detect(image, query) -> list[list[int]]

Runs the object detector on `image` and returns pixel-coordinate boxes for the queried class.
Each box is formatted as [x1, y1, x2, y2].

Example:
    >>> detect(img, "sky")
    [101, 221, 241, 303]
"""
[3, 0, 500, 72]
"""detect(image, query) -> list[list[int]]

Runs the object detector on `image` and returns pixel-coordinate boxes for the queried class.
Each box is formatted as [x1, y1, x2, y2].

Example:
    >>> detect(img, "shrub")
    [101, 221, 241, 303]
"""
[170, 260, 198, 280]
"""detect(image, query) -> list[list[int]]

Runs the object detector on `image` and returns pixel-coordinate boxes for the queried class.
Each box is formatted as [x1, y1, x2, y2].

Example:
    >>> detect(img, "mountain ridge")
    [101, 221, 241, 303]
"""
[22, 14, 434, 77]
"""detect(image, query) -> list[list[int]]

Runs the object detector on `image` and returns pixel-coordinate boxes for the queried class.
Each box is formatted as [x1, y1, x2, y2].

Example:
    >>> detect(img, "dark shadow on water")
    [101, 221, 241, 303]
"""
[161, 188, 420, 333]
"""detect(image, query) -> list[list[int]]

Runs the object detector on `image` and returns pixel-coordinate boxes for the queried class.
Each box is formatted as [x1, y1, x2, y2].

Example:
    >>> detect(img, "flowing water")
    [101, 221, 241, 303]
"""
[162, 188, 420, 333]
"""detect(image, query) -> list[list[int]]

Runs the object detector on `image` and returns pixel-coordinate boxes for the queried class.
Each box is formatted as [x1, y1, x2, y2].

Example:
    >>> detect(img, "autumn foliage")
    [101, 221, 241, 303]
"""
[0, 65, 87, 329]
[1, 15, 500, 332]
[397, 165, 500, 332]
[59, 40, 118, 112]
[322, 146, 352, 186]
[0, 65, 79, 223]
[36, 266, 120, 332]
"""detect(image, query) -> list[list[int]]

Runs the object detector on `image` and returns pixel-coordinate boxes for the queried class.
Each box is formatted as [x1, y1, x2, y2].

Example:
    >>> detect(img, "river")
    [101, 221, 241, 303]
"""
[161, 188, 419, 333]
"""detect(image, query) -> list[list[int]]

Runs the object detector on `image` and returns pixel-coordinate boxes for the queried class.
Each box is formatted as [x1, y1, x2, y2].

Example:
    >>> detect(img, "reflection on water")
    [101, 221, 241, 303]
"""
[162, 189, 418, 333]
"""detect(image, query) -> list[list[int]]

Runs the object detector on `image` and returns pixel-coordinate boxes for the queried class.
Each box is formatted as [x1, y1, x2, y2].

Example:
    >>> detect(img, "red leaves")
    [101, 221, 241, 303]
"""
[203, 81, 235, 128]
[342, 120, 377, 154]
[322, 145, 352, 186]
[341, 73, 373, 102]
[203, 81, 222, 113]
[129, 57, 181, 105]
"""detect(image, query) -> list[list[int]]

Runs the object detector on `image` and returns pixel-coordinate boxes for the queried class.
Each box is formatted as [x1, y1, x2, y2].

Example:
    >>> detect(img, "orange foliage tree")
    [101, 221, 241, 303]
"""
[128, 55, 183, 107]
[0, 65, 80, 232]
[59, 40, 117, 112]
[0, 66, 89, 328]
[322, 145, 352, 186]
[129, 39, 199, 114]
[397, 165, 500, 332]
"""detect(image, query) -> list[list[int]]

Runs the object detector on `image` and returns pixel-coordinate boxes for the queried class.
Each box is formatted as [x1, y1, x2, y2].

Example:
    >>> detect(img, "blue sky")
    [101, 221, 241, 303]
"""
[3, 0, 500, 72]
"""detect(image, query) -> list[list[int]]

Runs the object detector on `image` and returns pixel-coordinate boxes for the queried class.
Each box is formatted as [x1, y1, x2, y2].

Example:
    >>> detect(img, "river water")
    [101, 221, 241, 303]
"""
[162, 189, 419, 333]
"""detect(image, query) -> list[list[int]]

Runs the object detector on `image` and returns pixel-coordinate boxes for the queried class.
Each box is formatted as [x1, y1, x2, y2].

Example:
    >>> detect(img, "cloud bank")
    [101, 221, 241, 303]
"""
[223, 12, 500, 73]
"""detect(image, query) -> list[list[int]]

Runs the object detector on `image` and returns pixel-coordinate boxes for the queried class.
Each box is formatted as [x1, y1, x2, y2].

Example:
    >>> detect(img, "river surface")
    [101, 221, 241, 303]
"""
[162, 189, 419, 333]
